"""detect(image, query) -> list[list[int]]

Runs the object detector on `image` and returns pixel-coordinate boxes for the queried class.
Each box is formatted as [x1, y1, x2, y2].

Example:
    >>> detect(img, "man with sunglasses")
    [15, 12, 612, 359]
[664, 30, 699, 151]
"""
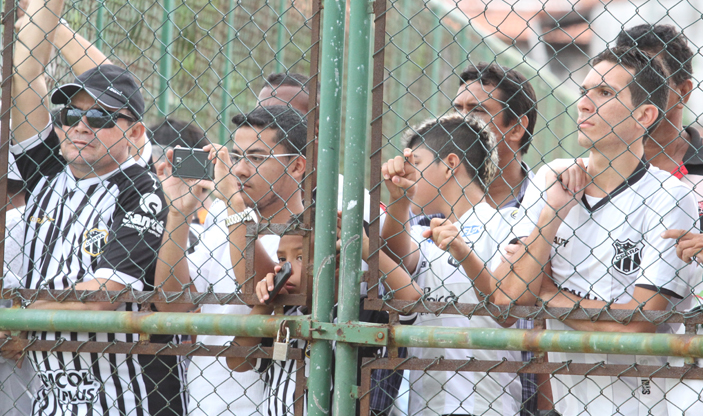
[7, 1, 185, 414]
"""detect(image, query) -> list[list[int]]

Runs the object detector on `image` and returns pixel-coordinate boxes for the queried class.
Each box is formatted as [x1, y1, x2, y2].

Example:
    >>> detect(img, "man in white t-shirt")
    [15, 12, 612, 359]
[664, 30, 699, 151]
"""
[154, 105, 308, 415]
[493, 47, 698, 416]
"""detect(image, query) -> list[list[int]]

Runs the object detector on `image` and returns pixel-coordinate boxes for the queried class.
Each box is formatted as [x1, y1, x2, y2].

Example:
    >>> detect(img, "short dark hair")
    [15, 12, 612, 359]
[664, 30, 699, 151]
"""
[148, 118, 208, 149]
[264, 73, 310, 92]
[459, 63, 537, 155]
[592, 46, 668, 134]
[231, 105, 308, 154]
[261, 72, 320, 104]
[403, 114, 498, 191]
[616, 24, 693, 86]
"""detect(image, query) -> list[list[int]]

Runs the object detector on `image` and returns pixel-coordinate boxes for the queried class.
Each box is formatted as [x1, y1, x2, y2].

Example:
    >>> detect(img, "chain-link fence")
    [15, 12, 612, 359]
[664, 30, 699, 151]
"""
[2, 0, 703, 416]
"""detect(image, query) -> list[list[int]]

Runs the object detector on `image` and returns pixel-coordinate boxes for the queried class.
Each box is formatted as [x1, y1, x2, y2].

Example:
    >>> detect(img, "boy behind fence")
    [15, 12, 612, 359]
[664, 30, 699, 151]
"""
[227, 212, 421, 415]
[381, 114, 522, 416]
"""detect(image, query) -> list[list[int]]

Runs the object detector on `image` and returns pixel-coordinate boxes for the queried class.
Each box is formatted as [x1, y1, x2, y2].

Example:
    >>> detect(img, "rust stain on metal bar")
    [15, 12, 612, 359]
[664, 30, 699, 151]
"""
[302, 0, 322, 311]
[0, 289, 307, 306]
[0, 0, 16, 291]
[358, 362, 373, 415]
[359, 358, 703, 379]
[364, 299, 703, 324]
[0, 339, 304, 360]
[367, 0, 388, 303]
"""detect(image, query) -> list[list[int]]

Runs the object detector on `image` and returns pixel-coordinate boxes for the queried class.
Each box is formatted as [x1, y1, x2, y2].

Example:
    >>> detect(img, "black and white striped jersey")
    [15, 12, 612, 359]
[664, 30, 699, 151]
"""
[254, 301, 390, 416]
[11, 125, 186, 416]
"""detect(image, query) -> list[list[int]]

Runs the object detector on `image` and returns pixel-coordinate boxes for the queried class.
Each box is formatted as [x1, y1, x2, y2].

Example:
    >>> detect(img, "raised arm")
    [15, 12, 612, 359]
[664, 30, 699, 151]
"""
[492, 167, 585, 316]
[152, 152, 202, 312]
[381, 148, 420, 273]
[12, 0, 65, 143]
[52, 21, 112, 75]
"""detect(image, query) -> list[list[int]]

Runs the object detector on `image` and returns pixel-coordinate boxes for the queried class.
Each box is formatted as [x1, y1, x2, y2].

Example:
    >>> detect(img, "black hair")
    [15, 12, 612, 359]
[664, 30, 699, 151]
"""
[231, 105, 308, 154]
[402, 114, 498, 191]
[261, 72, 320, 104]
[264, 73, 311, 92]
[616, 24, 693, 86]
[148, 118, 209, 149]
[592, 46, 668, 134]
[459, 63, 537, 155]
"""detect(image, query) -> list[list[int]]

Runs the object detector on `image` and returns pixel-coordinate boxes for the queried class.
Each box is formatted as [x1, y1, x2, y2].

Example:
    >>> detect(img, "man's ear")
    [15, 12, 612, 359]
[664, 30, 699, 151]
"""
[505, 115, 528, 149]
[676, 79, 694, 107]
[290, 153, 307, 179]
[127, 122, 146, 150]
[636, 104, 660, 130]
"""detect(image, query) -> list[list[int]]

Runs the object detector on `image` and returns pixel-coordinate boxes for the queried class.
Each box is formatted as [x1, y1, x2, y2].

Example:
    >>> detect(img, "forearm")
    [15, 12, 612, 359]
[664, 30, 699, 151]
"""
[378, 251, 421, 301]
[27, 279, 124, 311]
[227, 305, 273, 371]
[154, 213, 196, 312]
[15, 0, 65, 72]
[459, 252, 493, 300]
[381, 199, 418, 272]
[544, 289, 659, 333]
[226, 203, 276, 287]
[493, 208, 560, 306]
[52, 23, 111, 75]
[12, 0, 64, 143]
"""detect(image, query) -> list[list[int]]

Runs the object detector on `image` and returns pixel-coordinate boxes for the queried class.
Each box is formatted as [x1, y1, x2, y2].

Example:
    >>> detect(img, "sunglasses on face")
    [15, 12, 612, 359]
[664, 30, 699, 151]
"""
[59, 107, 137, 129]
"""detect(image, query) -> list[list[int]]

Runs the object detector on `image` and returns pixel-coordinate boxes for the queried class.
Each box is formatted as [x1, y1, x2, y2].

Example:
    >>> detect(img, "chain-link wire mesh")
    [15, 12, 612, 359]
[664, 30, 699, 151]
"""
[2, 0, 703, 416]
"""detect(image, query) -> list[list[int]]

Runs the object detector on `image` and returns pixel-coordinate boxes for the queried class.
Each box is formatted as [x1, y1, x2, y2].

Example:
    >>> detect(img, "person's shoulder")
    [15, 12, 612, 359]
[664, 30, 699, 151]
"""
[458, 202, 502, 232]
[644, 165, 691, 195]
[108, 163, 163, 195]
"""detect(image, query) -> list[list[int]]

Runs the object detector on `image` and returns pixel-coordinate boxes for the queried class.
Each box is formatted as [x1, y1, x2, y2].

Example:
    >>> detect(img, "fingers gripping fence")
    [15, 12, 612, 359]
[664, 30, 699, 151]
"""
[1, 1, 703, 416]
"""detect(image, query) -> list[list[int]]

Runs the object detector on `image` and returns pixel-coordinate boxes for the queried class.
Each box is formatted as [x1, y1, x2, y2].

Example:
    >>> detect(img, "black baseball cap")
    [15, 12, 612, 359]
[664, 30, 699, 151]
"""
[50, 64, 145, 119]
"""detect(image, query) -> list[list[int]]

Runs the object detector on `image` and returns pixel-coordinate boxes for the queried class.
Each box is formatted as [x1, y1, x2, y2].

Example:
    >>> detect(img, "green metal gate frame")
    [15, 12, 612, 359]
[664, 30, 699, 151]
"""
[2, 1, 703, 416]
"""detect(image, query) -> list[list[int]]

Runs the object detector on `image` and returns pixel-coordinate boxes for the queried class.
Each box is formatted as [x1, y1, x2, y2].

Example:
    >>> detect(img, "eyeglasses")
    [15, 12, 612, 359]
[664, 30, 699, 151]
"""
[59, 107, 137, 130]
[230, 153, 301, 167]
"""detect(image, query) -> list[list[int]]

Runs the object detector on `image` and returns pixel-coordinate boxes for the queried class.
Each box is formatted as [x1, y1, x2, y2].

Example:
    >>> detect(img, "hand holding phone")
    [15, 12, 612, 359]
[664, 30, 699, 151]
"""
[172, 148, 215, 181]
[265, 262, 293, 305]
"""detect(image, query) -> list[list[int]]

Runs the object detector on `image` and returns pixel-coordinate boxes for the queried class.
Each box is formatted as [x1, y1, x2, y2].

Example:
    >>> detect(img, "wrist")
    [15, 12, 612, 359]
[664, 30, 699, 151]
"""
[251, 304, 275, 315]
[386, 201, 411, 222]
[167, 209, 191, 223]
[225, 193, 247, 212]
[224, 207, 258, 227]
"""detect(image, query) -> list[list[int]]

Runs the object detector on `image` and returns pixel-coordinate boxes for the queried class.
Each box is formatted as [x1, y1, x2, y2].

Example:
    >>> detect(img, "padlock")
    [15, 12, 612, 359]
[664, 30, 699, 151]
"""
[272, 324, 290, 361]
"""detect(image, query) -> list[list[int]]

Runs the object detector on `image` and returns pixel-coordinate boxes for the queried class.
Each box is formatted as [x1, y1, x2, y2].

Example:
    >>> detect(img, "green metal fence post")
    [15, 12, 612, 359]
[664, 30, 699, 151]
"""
[157, 0, 175, 118]
[219, 2, 237, 144]
[274, 0, 287, 73]
[93, 0, 106, 52]
[333, 0, 372, 413]
[429, 10, 443, 117]
[307, 0, 347, 414]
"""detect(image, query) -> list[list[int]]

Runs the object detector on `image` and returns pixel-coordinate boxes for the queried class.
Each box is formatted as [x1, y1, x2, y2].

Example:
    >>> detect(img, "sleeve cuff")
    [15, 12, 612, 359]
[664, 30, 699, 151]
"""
[91, 268, 143, 291]
[10, 122, 53, 154]
[634, 284, 683, 300]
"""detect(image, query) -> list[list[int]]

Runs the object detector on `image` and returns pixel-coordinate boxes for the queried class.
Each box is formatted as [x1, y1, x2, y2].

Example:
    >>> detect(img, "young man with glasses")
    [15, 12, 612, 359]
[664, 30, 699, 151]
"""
[154, 105, 307, 416]
[5, 1, 186, 414]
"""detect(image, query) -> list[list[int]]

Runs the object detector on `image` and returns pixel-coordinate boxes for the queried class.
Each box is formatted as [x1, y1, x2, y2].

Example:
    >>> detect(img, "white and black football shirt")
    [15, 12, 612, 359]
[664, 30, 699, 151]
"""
[514, 159, 699, 416]
[400, 203, 522, 416]
[11, 124, 186, 416]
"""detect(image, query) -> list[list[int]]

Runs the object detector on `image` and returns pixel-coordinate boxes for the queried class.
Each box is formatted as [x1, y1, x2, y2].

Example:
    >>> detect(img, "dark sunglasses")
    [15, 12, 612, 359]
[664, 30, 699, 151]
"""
[59, 107, 137, 129]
